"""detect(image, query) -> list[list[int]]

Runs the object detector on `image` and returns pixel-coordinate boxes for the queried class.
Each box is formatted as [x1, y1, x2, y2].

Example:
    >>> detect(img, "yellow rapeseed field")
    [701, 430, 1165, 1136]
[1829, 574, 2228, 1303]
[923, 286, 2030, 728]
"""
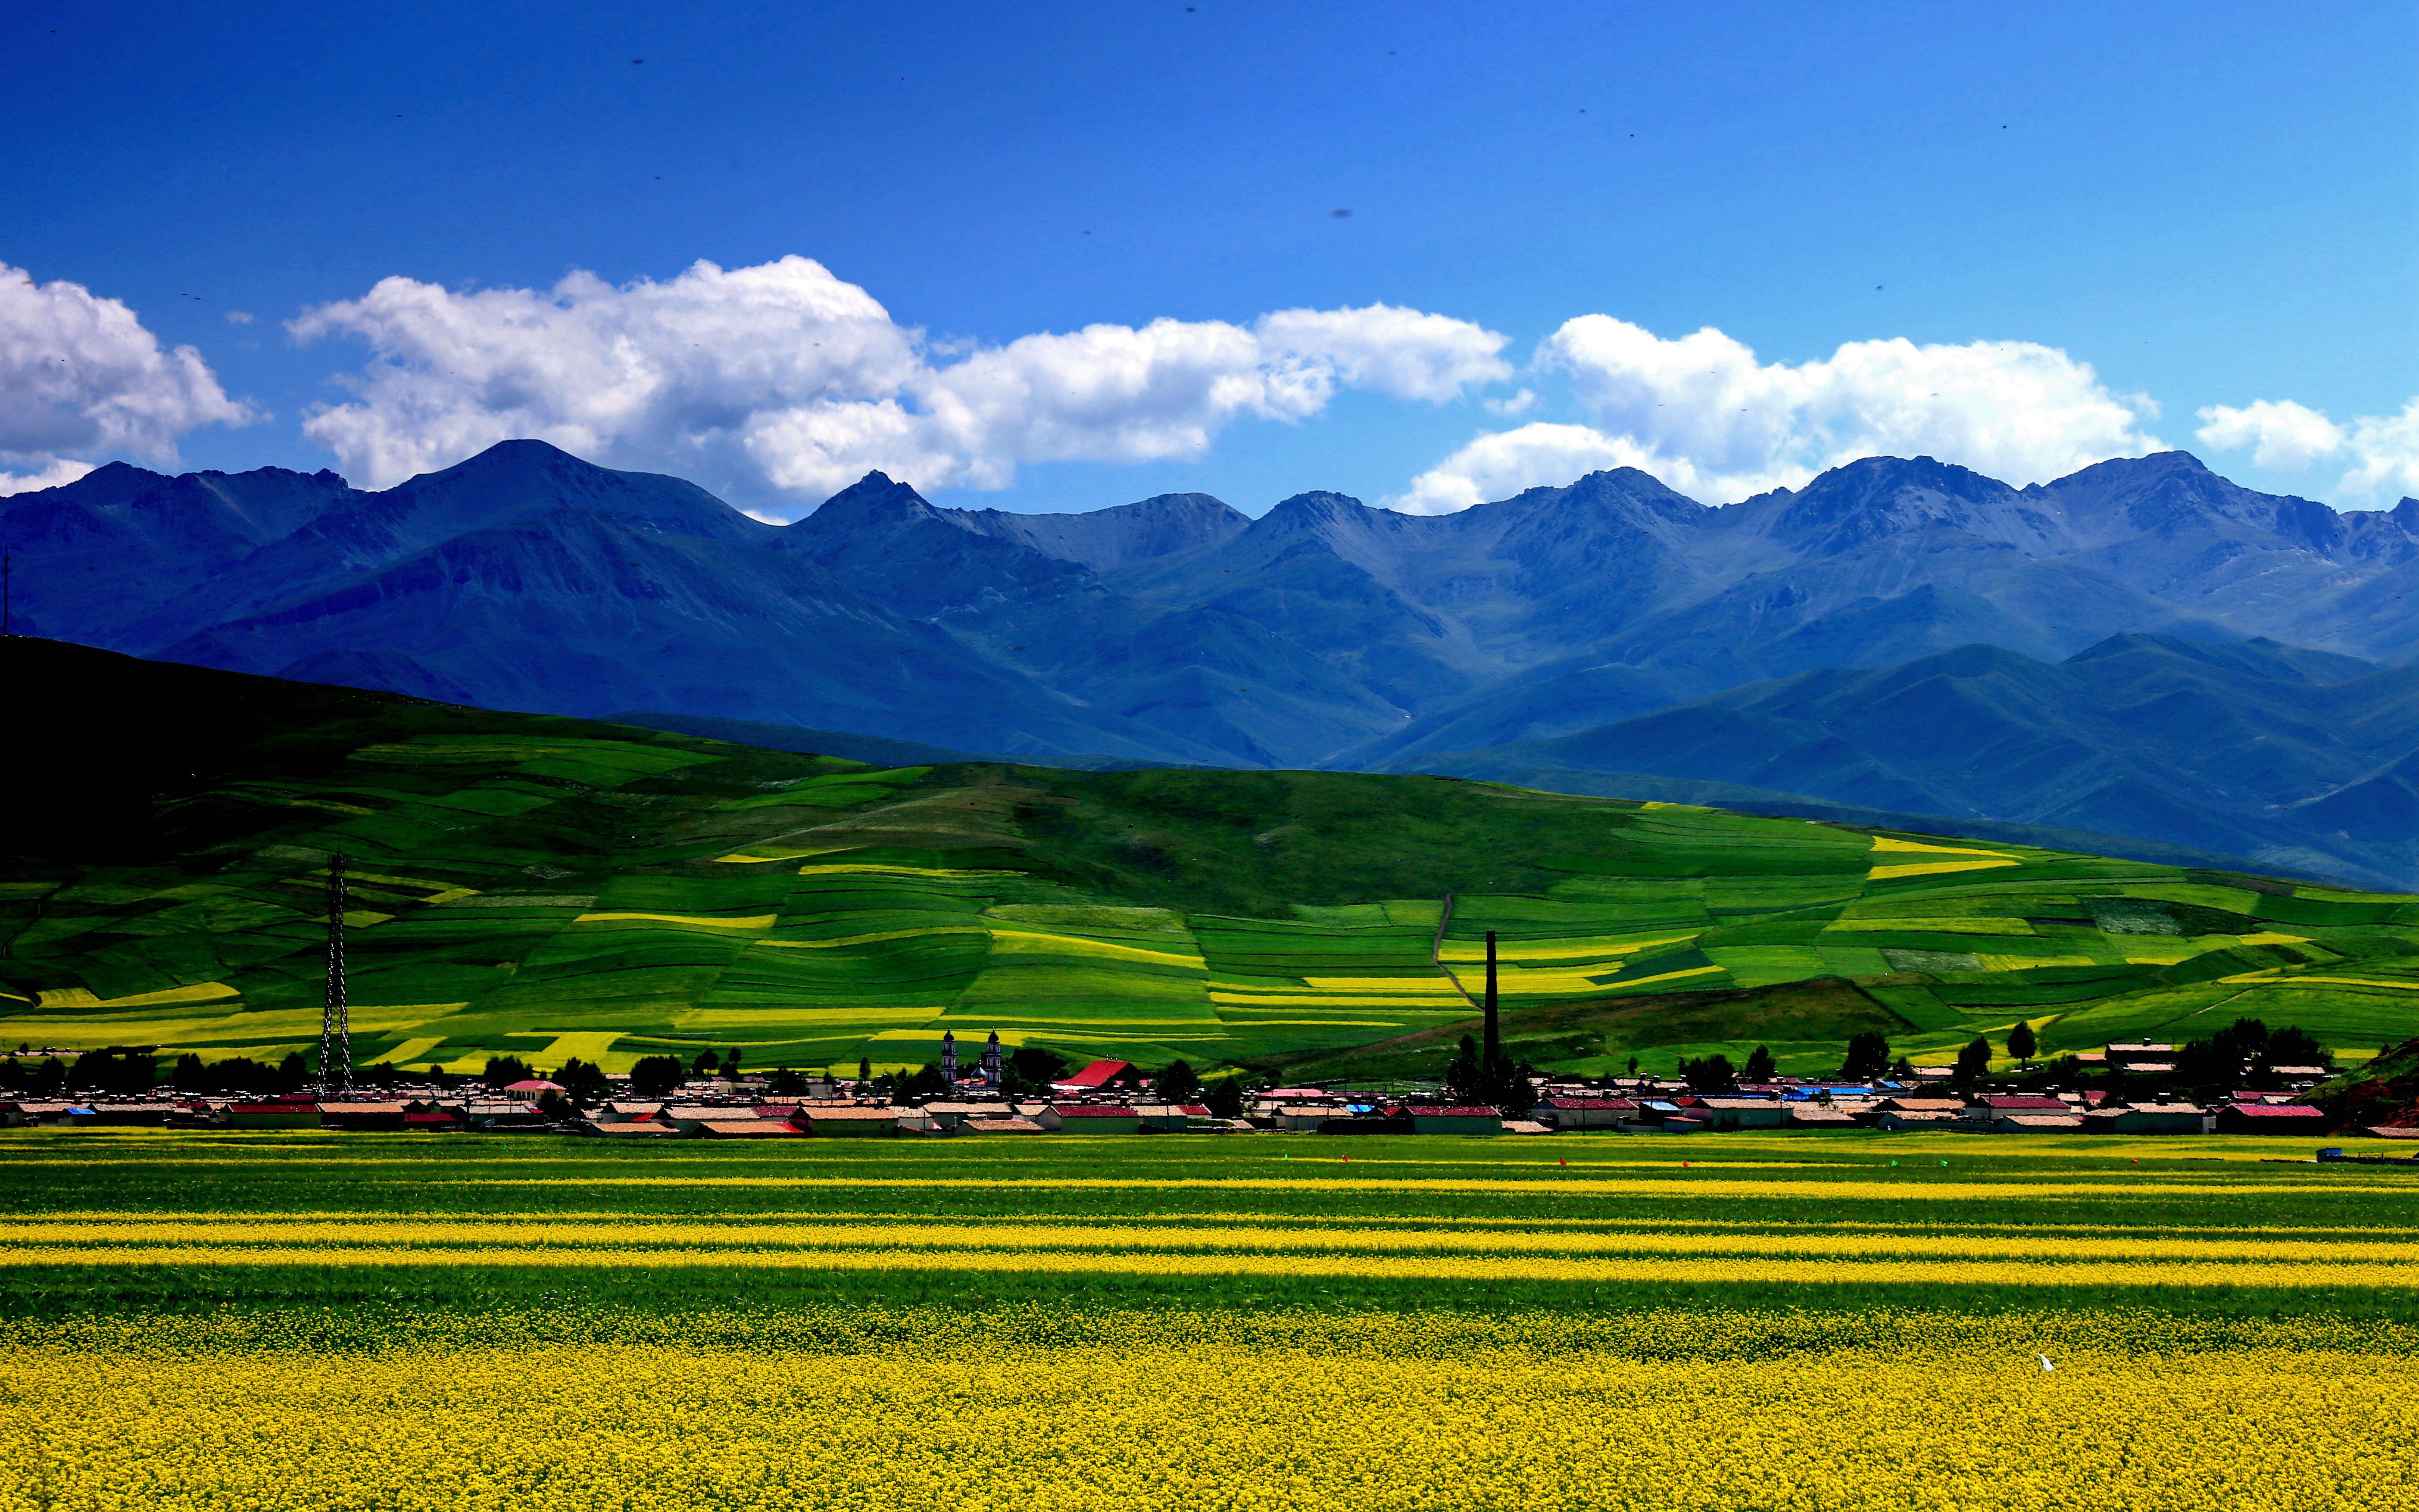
[8, 1136, 2415, 1509]
[2, 1308, 2413, 1512]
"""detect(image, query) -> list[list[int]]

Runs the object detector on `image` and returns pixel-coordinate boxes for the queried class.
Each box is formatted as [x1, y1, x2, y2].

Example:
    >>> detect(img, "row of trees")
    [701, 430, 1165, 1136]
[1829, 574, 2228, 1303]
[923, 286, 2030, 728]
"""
[1833, 1016, 2330, 1094]
[0, 1050, 318, 1097]
[3, 1043, 1254, 1108]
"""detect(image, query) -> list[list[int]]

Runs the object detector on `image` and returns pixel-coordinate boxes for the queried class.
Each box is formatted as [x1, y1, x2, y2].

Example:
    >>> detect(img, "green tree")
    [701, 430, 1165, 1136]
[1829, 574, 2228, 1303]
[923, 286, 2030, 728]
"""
[1204, 1076, 1245, 1119]
[0, 1058, 23, 1093]
[1504, 1058, 1541, 1115]
[1625, 1055, 1640, 1077]
[857, 1057, 873, 1086]
[1155, 1060, 1202, 1102]
[2007, 1020, 2037, 1066]
[1443, 1034, 1483, 1102]
[1680, 1054, 1738, 1094]
[208, 1057, 268, 1095]
[1888, 1056, 1915, 1081]
[1743, 1044, 1776, 1083]
[481, 1055, 532, 1087]
[1952, 1037, 1993, 1086]
[2266, 1026, 2328, 1067]
[629, 1056, 684, 1099]
[556, 1057, 611, 1102]
[690, 1048, 719, 1077]
[68, 1048, 157, 1096]
[1839, 1032, 1890, 1080]
[721, 1047, 743, 1079]
[1008, 1046, 1069, 1086]
[274, 1053, 308, 1093]
[899, 1063, 950, 1100]
[766, 1067, 808, 1095]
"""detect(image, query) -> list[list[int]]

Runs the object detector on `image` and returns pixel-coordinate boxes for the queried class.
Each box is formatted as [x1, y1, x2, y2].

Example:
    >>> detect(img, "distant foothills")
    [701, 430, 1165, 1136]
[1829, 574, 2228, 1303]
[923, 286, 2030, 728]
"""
[10, 440, 2419, 889]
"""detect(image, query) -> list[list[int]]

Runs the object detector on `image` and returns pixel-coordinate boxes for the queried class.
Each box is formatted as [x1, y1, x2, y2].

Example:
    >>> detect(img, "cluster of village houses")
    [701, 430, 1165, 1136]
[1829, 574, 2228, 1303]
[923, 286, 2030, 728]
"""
[0, 1042, 2381, 1139]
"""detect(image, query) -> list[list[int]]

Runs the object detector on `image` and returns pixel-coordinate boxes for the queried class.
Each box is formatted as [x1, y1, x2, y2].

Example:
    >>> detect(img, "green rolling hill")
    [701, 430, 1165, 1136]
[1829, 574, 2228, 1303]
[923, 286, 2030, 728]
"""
[7, 637, 2419, 1084]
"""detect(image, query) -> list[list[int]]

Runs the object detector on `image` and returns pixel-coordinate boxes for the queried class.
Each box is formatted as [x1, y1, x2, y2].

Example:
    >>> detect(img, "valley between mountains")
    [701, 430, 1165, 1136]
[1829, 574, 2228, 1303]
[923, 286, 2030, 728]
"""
[9, 439, 2419, 886]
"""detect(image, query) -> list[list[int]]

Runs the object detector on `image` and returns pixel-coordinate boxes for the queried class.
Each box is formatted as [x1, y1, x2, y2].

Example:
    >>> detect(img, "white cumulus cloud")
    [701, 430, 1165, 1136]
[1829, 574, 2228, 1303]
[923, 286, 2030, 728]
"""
[0, 262, 253, 475]
[0, 458, 97, 497]
[291, 256, 1510, 511]
[1395, 317, 2161, 511]
[2192, 399, 2345, 469]
[1390, 423, 1658, 514]
[2196, 396, 2419, 504]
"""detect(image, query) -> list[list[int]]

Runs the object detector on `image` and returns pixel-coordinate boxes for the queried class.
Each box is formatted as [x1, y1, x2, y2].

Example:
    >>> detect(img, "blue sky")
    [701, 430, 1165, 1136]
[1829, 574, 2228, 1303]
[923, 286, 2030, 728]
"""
[3, 0, 2412, 515]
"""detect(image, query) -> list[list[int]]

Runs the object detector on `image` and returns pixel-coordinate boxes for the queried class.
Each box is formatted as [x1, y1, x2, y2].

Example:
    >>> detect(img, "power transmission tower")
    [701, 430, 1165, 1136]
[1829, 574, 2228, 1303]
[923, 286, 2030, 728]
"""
[319, 854, 351, 1091]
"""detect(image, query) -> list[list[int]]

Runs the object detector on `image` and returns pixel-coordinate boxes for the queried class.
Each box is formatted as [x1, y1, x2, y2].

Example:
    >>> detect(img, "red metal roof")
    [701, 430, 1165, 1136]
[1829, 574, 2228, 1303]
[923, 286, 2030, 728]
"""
[1979, 1095, 2066, 1109]
[1051, 1104, 1141, 1117]
[1059, 1060, 1133, 1089]
[2228, 1103, 2324, 1117]
[1542, 1097, 1638, 1110]
[1414, 1107, 1502, 1119]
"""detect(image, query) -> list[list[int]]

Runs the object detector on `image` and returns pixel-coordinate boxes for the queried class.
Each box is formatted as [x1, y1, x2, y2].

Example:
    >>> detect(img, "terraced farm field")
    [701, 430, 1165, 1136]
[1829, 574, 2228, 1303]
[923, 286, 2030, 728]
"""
[9, 640, 2419, 1080]
[5, 1130, 2416, 1510]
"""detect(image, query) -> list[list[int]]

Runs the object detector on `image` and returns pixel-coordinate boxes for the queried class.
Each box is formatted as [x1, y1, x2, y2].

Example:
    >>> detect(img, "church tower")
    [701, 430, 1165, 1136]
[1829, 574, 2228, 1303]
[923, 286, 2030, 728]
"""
[982, 1029, 1003, 1089]
[940, 1029, 958, 1087]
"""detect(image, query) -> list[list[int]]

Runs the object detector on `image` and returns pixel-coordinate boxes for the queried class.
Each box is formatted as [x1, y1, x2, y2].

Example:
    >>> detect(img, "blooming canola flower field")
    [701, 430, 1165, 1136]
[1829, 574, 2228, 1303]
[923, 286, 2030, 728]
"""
[5, 1132, 2419, 1510]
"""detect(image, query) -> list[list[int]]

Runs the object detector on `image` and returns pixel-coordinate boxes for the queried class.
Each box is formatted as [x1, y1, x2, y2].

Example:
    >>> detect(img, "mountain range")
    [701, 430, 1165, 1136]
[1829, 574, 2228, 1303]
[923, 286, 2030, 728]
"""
[9, 438, 2419, 883]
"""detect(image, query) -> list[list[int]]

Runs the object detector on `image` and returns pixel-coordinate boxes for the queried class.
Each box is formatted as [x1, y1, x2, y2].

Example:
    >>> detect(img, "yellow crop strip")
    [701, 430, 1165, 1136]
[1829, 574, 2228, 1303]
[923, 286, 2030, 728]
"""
[753, 925, 991, 949]
[35, 980, 240, 1009]
[2222, 972, 2419, 990]
[983, 929, 1203, 968]
[1870, 836, 2018, 857]
[796, 863, 1020, 879]
[570, 911, 778, 929]
[1871, 857, 2022, 879]
[1824, 917, 2038, 935]
[7, 1236, 2419, 1291]
[13, 1215, 2419, 1268]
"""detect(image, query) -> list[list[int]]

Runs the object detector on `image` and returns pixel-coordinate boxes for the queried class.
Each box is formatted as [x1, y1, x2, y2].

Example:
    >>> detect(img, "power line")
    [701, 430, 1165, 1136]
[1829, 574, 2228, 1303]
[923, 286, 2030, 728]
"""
[319, 854, 350, 1091]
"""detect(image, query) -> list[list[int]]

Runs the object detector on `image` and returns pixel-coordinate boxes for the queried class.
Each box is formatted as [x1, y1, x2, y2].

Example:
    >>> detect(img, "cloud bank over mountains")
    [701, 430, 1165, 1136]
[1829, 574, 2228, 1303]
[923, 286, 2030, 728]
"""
[288, 256, 1511, 509]
[7, 251, 2415, 513]
[1391, 319, 2165, 512]
[0, 263, 254, 495]
[2196, 396, 2419, 505]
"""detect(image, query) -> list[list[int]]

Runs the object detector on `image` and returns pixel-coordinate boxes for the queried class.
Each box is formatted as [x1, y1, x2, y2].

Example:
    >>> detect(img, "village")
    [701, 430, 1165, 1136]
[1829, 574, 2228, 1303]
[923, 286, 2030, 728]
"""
[0, 1035, 2381, 1139]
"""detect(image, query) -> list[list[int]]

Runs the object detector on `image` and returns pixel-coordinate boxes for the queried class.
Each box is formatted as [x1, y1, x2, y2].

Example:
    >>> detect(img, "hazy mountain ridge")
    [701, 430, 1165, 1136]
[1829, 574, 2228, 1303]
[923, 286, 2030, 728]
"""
[9, 436, 2419, 876]
[1397, 633, 2419, 889]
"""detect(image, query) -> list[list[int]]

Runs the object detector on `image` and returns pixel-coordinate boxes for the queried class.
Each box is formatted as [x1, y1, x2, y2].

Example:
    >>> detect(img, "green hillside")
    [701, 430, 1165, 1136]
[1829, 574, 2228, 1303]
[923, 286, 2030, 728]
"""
[7, 639, 2419, 1082]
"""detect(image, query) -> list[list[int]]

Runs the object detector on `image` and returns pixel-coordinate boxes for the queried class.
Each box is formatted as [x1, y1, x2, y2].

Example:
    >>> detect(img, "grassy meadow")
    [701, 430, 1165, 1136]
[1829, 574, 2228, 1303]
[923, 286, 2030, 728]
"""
[4, 1129, 2417, 1509]
[9, 640, 2419, 1084]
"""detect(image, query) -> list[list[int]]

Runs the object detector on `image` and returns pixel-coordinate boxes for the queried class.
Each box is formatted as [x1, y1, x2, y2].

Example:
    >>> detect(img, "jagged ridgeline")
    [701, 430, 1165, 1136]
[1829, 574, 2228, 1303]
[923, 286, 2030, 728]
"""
[8, 638, 2419, 1081]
